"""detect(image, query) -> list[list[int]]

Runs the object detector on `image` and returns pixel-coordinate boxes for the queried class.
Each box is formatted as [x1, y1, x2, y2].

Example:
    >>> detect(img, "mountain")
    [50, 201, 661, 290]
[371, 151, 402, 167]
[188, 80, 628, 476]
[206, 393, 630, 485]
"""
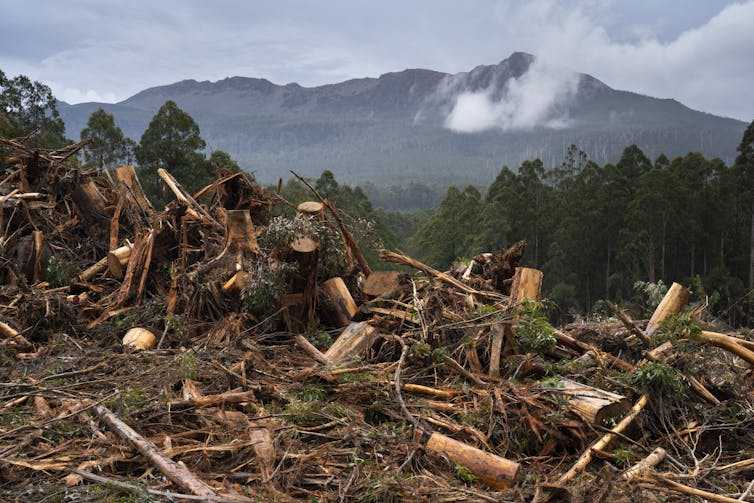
[58, 52, 746, 187]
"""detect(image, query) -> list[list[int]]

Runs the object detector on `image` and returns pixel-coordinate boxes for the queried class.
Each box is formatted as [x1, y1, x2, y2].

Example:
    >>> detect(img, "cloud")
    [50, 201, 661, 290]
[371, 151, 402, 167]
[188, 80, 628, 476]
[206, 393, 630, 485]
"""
[516, 0, 754, 121]
[1, 0, 752, 122]
[443, 57, 580, 133]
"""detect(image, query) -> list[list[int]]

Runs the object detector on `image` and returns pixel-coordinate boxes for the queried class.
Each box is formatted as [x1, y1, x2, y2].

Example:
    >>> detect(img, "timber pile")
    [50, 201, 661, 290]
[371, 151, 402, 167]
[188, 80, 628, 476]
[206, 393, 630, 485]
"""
[1, 136, 754, 502]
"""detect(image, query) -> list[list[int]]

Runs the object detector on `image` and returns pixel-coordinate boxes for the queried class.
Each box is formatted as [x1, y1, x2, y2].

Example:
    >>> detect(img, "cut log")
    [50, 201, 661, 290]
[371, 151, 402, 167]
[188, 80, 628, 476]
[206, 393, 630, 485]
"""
[362, 270, 401, 298]
[550, 377, 630, 425]
[156, 168, 221, 229]
[113, 165, 154, 216]
[319, 277, 357, 328]
[556, 393, 649, 485]
[490, 267, 543, 377]
[646, 282, 691, 338]
[324, 321, 376, 363]
[296, 201, 324, 218]
[94, 404, 218, 498]
[424, 432, 520, 489]
[0, 321, 21, 340]
[122, 327, 157, 351]
[107, 244, 133, 280]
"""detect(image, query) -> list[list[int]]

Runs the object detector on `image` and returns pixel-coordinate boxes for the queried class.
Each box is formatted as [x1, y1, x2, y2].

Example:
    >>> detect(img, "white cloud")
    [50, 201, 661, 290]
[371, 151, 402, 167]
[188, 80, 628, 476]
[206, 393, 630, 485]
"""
[518, 0, 754, 120]
[444, 57, 580, 133]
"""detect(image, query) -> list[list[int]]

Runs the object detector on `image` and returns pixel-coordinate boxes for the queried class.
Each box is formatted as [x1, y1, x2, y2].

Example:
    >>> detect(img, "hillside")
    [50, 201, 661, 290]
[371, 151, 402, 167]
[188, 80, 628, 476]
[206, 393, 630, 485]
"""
[58, 52, 746, 186]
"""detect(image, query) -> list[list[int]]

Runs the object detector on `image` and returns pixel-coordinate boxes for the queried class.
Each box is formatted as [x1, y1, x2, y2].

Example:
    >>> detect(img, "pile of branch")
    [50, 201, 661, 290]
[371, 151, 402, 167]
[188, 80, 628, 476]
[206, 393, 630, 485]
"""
[1, 135, 754, 502]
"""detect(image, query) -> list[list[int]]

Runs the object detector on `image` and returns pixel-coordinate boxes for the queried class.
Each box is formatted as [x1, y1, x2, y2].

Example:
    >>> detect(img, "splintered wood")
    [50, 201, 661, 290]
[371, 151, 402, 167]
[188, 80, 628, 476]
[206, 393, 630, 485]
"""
[1, 135, 753, 502]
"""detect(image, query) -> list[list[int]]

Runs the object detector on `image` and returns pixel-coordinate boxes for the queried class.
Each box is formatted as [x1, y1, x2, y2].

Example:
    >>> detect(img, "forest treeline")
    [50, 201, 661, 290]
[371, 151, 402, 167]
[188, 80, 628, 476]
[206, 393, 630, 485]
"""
[3, 70, 754, 326]
[279, 131, 754, 328]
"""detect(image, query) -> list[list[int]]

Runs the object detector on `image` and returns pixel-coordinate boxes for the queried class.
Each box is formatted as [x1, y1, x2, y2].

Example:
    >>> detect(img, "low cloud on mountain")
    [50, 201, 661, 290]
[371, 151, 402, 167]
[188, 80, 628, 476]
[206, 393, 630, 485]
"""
[442, 57, 580, 133]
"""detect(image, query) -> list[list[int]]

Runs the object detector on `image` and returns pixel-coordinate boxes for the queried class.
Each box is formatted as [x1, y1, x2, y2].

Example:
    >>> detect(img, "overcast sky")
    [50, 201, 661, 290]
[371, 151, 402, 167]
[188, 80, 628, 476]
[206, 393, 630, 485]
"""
[1, 0, 752, 121]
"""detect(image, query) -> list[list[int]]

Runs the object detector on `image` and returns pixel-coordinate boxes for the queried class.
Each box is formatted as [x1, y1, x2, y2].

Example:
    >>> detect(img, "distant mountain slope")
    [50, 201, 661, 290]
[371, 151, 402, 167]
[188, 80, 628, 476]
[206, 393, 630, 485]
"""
[58, 52, 746, 186]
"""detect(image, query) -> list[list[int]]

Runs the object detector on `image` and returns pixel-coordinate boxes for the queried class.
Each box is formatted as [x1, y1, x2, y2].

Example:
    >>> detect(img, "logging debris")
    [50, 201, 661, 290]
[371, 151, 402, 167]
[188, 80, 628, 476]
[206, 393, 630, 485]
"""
[1, 135, 754, 502]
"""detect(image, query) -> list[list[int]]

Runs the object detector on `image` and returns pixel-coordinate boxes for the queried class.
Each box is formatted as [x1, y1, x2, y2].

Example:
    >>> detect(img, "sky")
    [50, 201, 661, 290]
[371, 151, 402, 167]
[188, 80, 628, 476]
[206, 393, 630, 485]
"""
[1, 0, 753, 121]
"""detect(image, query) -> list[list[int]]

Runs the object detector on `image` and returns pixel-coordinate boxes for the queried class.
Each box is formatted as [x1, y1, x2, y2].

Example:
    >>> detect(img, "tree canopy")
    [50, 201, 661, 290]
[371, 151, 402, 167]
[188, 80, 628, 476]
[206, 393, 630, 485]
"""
[0, 69, 66, 148]
[135, 100, 213, 206]
[80, 108, 135, 171]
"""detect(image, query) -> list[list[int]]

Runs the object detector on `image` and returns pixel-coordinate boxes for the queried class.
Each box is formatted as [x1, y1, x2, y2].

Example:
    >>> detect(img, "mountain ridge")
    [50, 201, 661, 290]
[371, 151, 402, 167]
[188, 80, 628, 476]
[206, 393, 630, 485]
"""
[58, 52, 746, 186]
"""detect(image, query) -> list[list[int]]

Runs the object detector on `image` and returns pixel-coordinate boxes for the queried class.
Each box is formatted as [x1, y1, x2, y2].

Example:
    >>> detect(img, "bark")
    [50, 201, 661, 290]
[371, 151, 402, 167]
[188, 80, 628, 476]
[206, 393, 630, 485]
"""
[114, 165, 154, 216]
[622, 447, 666, 481]
[552, 377, 630, 425]
[319, 277, 357, 328]
[71, 180, 109, 225]
[425, 432, 520, 489]
[490, 267, 543, 377]
[285, 237, 319, 332]
[94, 404, 218, 498]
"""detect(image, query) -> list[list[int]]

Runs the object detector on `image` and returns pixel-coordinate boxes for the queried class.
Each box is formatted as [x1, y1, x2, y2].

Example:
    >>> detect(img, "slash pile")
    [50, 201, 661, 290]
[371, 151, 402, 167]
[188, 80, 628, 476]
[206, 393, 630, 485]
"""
[1, 136, 754, 502]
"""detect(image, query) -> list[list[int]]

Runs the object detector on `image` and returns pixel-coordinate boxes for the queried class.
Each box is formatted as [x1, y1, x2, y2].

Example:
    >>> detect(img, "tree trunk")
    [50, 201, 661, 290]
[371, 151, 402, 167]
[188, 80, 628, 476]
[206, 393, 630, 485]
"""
[114, 165, 154, 216]
[489, 267, 542, 377]
[284, 237, 319, 332]
[646, 282, 691, 338]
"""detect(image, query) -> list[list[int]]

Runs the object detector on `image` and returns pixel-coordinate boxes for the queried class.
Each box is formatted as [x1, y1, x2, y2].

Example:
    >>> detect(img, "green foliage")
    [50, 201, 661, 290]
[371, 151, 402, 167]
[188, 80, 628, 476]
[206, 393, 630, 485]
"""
[80, 108, 135, 170]
[308, 331, 332, 350]
[240, 261, 295, 319]
[0, 70, 67, 148]
[174, 352, 199, 380]
[613, 448, 637, 467]
[454, 463, 478, 484]
[631, 362, 685, 396]
[262, 215, 347, 276]
[45, 256, 74, 288]
[208, 149, 241, 172]
[106, 387, 151, 418]
[135, 100, 212, 206]
[515, 300, 557, 354]
[654, 312, 702, 344]
[411, 184, 483, 268]
[633, 280, 668, 314]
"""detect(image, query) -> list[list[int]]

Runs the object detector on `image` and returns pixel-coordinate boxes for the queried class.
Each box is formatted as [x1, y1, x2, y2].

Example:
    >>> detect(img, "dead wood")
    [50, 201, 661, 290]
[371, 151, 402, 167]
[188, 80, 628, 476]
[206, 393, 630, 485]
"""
[94, 404, 219, 498]
[425, 432, 520, 489]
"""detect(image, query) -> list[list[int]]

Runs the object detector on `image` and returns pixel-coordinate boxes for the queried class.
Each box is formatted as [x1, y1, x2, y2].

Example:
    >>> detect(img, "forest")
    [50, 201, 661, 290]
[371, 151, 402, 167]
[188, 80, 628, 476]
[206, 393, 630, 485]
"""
[3, 69, 754, 327]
